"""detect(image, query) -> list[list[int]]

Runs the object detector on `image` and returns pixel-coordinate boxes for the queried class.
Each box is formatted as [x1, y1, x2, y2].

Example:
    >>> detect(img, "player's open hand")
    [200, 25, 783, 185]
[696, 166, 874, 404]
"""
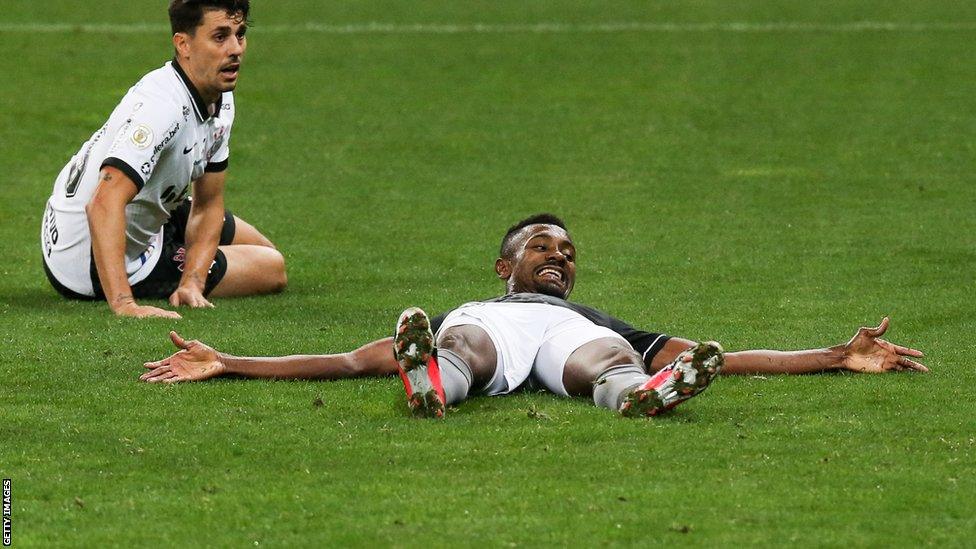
[115, 302, 182, 319]
[841, 317, 928, 373]
[169, 286, 214, 308]
[140, 331, 226, 383]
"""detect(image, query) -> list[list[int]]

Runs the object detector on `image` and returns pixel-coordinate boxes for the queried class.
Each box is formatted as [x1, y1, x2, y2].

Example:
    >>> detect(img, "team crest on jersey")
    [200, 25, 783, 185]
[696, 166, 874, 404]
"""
[131, 125, 154, 149]
[207, 139, 223, 159]
[207, 127, 227, 159]
[141, 162, 152, 176]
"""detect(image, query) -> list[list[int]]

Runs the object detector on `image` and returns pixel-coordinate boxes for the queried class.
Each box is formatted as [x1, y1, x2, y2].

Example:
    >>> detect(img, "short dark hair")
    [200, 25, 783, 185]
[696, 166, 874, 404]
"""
[169, 0, 251, 35]
[499, 213, 570, 259]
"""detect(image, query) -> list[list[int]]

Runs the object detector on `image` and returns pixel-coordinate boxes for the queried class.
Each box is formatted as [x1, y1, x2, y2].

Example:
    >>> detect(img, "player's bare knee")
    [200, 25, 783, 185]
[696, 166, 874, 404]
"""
[437, 329, 475, 358]
[232, 216, 278, 249]
[573, 339, 638, 367]
[593, 344, 642, 375]
[266, 272, 287, 294]
[563, 339, 642, 395]
[437, 326, 497, 381]
[267, 249, 287, 293]
[256, 233, 277, 249]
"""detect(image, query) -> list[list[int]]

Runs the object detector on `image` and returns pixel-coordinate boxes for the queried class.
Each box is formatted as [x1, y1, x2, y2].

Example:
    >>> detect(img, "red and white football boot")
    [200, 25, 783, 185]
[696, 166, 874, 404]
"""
[393, 307, 445, 418]
[619, 341, 724, 417]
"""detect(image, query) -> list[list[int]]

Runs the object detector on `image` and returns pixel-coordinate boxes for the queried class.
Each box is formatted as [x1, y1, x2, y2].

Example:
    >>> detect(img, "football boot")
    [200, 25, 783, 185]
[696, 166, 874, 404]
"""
[619, 341, 724, 417]
[393, 307, 445, 418]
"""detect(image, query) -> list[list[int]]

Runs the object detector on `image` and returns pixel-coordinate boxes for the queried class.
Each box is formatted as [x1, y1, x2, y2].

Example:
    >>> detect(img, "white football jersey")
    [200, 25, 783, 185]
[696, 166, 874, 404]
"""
[41, 60, 235, 296]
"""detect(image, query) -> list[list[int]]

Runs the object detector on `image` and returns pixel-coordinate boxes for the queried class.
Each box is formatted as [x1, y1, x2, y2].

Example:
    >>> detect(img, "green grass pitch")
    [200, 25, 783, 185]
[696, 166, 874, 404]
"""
[1, 1, 975, 546]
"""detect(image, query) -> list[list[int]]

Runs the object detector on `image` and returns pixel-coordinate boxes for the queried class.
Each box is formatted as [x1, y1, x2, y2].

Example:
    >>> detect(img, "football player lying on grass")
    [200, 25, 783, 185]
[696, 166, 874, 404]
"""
[141, 214, 927, 418]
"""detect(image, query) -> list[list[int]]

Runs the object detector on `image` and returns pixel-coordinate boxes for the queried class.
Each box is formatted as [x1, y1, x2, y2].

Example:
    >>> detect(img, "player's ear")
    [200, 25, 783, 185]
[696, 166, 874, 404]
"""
[173, 33, 191, 59]
[495, 258, 512, 280]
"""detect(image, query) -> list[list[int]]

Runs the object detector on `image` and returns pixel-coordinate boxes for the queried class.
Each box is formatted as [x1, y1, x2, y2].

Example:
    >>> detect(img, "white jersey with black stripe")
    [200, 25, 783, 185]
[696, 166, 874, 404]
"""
[41, 59, 235, 296]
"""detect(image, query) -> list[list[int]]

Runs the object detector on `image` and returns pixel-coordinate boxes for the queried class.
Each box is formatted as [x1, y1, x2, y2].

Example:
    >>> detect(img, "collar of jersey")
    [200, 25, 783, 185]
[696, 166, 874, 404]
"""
[170, 58, 223, 123]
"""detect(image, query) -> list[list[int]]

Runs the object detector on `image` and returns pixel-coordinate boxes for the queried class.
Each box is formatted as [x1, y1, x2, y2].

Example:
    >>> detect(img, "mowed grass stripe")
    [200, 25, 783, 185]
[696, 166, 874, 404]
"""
[4, 21, 976, 34]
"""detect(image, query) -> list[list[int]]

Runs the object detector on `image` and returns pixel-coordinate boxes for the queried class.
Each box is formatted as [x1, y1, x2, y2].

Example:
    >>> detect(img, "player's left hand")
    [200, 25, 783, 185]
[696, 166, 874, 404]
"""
[169, 285, 214, 308]
[840, 317, 928, 373]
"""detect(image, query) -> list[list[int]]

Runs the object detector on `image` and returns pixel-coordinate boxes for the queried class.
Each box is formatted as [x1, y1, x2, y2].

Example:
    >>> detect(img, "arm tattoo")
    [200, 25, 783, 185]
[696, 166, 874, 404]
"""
[113, 293, 135, 307]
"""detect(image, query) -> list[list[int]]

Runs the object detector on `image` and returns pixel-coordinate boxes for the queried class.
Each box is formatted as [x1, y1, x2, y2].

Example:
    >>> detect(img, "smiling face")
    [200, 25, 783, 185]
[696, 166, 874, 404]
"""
[496, 224, 577, 299]
[173, 9, 248, 104]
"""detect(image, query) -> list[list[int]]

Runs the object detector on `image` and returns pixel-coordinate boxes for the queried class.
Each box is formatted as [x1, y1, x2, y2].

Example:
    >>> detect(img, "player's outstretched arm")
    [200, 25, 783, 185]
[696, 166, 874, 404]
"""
[652, 317, 927, 375]
[88, 166, 181, 319]
[722, 316, 927, 375]
[140, 331, 398, 383]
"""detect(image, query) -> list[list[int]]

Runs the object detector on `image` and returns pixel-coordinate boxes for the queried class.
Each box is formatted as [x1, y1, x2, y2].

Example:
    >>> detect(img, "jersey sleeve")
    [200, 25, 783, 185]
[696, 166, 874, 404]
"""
[205, 93, 234, 173]
[102, 92, 184, 190]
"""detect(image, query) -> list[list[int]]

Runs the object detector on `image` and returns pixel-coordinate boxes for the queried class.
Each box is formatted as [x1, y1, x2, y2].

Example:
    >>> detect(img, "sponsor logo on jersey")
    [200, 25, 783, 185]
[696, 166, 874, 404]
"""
[182, 105, 191, 121]
[171, 247, 214, 274]
[173, 247, 186, 272]
[137, 121, 182, 177]
[131, 125, 153, 149]
[160, 184, 189, 207]
[149, 122, 181, 164]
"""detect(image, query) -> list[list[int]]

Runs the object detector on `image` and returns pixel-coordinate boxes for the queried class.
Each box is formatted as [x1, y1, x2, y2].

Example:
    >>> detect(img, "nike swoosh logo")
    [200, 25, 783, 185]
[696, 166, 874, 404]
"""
[183, 145, 194, 154]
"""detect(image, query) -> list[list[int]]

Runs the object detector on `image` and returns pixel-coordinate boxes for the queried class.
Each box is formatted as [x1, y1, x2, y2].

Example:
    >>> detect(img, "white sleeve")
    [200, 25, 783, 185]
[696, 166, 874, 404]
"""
[102, 93, 184, 190]
[205, 93, 234, 172]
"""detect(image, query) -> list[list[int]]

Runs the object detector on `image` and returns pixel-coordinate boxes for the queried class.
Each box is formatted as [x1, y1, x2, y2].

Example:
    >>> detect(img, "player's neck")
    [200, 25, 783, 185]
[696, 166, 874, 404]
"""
[189, 77, 221, 107]
[172, 58, 220, 111]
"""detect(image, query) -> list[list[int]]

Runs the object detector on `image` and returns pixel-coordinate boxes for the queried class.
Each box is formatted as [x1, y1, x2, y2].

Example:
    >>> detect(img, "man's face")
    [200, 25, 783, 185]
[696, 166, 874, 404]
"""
[498, 224, 577, 299]
[176, 9, 247, 101]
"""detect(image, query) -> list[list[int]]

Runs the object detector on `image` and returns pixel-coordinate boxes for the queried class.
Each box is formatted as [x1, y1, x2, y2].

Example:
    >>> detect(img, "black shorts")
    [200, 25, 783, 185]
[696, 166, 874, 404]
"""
[44, 198, 236, 301]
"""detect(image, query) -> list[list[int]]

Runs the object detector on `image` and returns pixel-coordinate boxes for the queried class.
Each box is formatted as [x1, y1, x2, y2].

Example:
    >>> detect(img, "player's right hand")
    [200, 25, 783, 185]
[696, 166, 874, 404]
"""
[169, 285, 214, 308]
[140, 331, 226, 383]
[114, 302, 182, 319]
